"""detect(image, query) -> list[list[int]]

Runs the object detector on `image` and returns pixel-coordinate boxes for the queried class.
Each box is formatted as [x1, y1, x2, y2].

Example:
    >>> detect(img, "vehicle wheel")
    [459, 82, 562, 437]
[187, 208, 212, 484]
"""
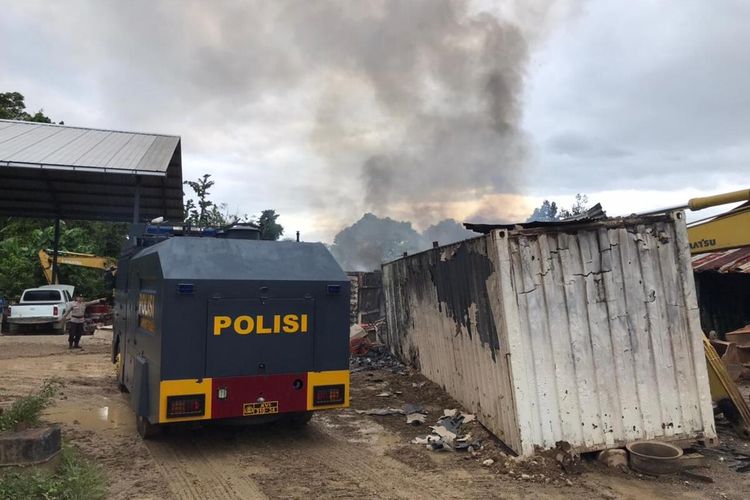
[287, 412, 313, 427]
[136, 416, 161, 439]
[8, 323, 20, 334]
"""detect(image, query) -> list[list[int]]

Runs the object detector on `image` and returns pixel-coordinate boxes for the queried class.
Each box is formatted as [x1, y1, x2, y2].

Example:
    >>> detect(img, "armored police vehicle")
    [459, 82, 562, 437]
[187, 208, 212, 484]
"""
[112, 224, 350, 437]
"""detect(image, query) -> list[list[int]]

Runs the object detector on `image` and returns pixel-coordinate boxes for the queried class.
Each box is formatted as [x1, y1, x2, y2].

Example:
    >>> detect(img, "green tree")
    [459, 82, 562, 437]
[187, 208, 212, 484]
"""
[526, 194, 589, 222]
[183, 174, 240, 227]
[558, 193, 589, 219]
[0, 92, 55, 123]
[257, 210, 284, 240]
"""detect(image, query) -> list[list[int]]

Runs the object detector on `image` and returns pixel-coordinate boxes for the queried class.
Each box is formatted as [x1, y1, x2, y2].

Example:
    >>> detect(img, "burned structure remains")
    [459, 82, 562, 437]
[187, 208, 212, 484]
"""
[382, 212, 716, 456]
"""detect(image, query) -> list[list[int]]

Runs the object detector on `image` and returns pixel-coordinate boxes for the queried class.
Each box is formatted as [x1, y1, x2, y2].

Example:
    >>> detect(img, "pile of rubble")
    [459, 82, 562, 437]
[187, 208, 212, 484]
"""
[349, 322, 404, 373]
[350, 345, 404, 373]
[411, 409, 480, 452]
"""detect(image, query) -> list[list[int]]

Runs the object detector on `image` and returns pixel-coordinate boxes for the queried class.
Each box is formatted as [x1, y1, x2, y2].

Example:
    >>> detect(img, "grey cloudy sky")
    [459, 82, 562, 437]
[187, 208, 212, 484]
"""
[1, 1, 747, 241]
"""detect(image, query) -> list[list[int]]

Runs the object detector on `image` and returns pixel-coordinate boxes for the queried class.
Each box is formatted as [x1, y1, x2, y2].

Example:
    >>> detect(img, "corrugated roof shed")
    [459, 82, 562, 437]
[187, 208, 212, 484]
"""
[0, 119, 183, 222]
[692, 247, 750, 274]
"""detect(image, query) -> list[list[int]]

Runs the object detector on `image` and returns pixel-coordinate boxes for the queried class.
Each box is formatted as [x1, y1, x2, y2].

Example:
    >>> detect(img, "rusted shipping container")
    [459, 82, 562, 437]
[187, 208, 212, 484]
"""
[382, 212, 716, 456]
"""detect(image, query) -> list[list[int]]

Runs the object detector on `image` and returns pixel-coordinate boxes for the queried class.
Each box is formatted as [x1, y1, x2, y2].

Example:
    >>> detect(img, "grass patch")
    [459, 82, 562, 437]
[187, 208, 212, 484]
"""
[0, 380, 61, 433]
[0, 446, 106, 500]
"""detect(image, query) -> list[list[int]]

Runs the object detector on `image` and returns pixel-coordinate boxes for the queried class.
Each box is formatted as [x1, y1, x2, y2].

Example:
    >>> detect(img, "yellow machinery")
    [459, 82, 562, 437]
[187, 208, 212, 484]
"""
[642, 187, 750, 254]
[38, 248, 116, 285]
[686, 190, 750, 255]
[654, 189, 750, 437]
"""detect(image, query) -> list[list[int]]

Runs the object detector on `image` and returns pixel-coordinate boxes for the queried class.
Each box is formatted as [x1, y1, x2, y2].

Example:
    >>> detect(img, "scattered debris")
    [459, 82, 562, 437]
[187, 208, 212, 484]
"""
[695, 428, 750, 473]
[403, 403, 425, 414]
[553, 441, 582, 474]
[404, 403, 428, 426]
[482, 459, 494, 467]
[597, 448, 628, 469]
[357, 408, 404, 416]
[412, 382, 426, 389]
[376, 392, 392, 397]
[411, 410, 480, 452]
[350, 344, 405, 373]
[406, 413, 427, 425]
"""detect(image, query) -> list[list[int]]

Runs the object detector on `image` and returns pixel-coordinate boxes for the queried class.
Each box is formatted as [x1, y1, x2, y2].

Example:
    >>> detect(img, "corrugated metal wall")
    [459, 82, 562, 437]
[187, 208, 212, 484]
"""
[382, 212, 716, 456]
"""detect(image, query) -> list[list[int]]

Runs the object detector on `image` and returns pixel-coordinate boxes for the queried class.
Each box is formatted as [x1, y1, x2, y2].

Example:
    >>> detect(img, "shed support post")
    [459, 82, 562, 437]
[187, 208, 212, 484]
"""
[51, 217, 61, 284]
[133, 176, 141, 224]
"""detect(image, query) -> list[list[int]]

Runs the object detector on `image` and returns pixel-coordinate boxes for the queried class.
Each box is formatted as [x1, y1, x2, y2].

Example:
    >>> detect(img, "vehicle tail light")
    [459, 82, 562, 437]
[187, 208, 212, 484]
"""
[166, 394, 205, 418]
[313, 384, 345, 406]
[53, 306, 58, 316]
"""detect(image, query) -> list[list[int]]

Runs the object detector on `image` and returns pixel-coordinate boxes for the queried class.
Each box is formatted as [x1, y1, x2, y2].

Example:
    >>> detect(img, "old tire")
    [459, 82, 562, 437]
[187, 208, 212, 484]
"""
[136, 416, 161, 439]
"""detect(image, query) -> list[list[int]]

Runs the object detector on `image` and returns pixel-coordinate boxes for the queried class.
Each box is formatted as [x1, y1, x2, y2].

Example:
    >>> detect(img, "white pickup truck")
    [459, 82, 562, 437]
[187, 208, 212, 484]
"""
[6, 285, 75, 333]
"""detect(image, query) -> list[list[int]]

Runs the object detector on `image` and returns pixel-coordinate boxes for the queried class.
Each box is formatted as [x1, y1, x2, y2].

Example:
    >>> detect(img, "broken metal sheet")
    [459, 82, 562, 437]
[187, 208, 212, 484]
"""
[430, 425, 457, 444]
[406, 413, 427, 425]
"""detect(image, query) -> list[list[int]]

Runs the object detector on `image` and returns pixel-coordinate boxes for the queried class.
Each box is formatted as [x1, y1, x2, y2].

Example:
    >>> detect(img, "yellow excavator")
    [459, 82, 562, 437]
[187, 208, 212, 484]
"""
[38, 249, 116, 285]
[684, 189, 750, 255]
[647, 188, 750, 438]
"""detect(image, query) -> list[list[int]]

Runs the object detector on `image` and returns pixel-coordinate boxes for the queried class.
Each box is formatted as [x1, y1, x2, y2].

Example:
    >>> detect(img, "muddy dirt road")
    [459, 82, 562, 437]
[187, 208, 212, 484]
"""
[1, 331, 749, 499]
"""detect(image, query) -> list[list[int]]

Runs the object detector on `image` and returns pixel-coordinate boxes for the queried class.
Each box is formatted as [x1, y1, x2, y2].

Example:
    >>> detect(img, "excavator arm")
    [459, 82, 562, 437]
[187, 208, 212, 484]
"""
[688, 203, 750, 255]
[653, 188, 750, 255]
[39, 249, 116, 285]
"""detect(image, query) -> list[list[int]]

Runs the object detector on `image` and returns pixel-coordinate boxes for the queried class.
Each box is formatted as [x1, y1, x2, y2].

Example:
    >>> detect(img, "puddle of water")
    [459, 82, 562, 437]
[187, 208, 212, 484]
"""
[45, 395, 135, 434]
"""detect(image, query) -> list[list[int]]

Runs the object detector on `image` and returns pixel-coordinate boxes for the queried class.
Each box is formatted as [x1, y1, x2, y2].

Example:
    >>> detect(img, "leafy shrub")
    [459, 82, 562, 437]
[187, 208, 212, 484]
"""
[0, 380, 61, 433]
[0, 447, 106, 500]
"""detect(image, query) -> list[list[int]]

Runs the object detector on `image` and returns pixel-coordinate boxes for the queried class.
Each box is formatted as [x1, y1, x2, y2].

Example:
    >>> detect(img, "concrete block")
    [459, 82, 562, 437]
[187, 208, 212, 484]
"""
[0, 426, 62, 466]
[597, 448, 628, 468]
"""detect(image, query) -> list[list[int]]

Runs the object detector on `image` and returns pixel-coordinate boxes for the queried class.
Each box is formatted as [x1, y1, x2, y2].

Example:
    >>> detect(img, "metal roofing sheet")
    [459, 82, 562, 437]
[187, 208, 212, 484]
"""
[0, 119, 178, 174]
[692, 247, 750, 274]
[464, 203, 607, 234]
[0, 119, 183, 222]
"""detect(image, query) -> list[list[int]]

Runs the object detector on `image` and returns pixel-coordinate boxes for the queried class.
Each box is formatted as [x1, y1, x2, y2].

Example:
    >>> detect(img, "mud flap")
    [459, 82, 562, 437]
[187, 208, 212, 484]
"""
[131, 356, 150, 418]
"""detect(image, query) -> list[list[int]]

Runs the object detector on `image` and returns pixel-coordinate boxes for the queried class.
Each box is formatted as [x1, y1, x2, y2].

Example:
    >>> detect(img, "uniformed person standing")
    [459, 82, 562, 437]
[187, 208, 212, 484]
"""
[64, 295, 104, 349]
